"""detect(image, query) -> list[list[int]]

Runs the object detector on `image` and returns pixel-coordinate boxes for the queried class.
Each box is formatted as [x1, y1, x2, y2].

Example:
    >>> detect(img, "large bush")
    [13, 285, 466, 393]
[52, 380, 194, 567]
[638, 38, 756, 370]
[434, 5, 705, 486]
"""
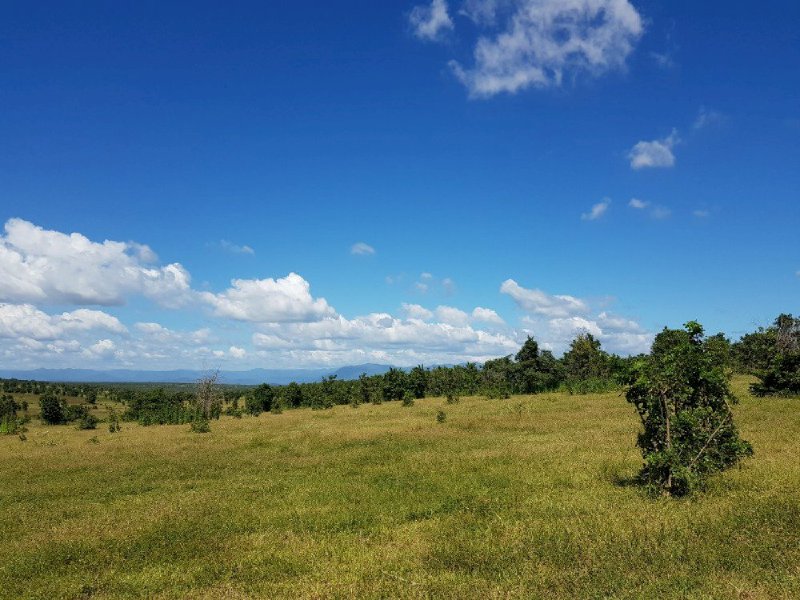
[749, 314, 800, 396]
[39, 393, 67, 425]
[626, 322, 753, 496]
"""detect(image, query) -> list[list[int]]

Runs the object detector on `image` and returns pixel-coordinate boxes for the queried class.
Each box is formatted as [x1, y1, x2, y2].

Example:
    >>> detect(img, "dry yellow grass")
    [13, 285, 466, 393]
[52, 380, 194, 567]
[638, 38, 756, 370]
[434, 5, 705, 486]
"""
[0, 377, 798, 599]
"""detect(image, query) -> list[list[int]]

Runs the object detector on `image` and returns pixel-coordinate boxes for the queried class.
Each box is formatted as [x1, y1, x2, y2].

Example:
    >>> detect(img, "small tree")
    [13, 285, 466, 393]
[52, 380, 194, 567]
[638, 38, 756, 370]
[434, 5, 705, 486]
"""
[750, 314, 800, 396]
[39, 393, 67, 425]
[626, 322, 753, 496]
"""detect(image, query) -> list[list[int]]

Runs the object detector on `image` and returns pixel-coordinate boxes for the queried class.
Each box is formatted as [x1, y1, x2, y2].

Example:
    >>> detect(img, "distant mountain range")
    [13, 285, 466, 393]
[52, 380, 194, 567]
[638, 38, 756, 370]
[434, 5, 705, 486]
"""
[0, 363, 394, 385]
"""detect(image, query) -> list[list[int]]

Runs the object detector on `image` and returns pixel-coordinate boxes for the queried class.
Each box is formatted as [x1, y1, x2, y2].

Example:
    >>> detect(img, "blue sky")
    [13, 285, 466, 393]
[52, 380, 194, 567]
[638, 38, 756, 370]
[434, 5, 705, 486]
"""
[0, 0, 798, 370]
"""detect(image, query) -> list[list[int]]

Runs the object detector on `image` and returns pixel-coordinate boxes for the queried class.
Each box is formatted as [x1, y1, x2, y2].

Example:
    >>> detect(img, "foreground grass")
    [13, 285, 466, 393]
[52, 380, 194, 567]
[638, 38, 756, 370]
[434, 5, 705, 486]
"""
[1, 378, 798, 599]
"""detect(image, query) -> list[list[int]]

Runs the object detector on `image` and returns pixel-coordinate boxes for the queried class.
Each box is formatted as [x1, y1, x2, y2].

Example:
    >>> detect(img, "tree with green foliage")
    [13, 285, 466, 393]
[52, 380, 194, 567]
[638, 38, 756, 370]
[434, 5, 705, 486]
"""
[562, 333, 614, 394]
[750, 314, 800, 396]
[382, 368, 407, 401]
[284, 382, 304, 408]
[408, 365, 428, 399]
[39, 393, 67, 425]
[513, 336, 564, 394]
[626, 321, 753, 496]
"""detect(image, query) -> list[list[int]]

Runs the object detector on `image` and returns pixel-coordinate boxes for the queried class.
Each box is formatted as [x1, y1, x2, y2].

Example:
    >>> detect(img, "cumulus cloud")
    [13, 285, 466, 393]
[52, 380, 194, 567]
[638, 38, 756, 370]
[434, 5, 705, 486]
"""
[435, 305, 471, 326]
[500, 279, 588, 318]
[472, 306, 505, 325]
[252, 311, 519, 367]
[229, 346, 247, 359]
[582, 198, 611, 221]
[0, 218, 192, 307]
[350, 242, 376, 256]
[409, 0, 454, 41]
[402, 303, 434, 320]
[447, 0, 643, 97]
[200, 273, 334, 323]
[629, 130, 679, 169]
[504, 280, 651, 355]
[0, 304, 127, 341]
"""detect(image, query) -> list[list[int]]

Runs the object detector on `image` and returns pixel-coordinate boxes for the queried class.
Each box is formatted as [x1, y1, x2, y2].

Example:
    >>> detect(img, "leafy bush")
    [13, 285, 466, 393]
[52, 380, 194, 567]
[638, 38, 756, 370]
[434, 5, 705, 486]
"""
[77, 413, 99, 430]
[190, 417, 211, 433]
[749, 314, 800, 397]
[436, 410, 446, 423]
[39, 394, 67, 425]
[402, 391, 415, 407]
[626, 322, 753, 496]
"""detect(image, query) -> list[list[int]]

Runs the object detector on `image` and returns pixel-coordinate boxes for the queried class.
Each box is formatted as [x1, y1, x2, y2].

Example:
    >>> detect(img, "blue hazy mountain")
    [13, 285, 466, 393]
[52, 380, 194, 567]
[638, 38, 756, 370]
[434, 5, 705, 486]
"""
[0, 364, 394, 385]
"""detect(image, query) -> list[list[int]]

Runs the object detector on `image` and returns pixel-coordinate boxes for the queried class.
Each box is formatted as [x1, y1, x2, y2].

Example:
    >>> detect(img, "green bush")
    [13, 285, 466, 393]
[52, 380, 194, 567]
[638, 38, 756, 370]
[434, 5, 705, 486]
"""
[39, 394, 67, 425]
[626, 322, 753, 496]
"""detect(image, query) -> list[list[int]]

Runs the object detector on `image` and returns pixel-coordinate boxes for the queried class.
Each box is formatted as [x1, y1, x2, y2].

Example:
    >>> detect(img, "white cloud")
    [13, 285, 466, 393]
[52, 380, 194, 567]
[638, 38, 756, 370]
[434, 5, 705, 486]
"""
[229, 346, 247, 359]
[629, 129, 679, 169]
[693, 107, 725, 130]
[435, 305, 471, 326]
[0, 304, 127, 341]
[84, 339, 117, 359]
[201, 273, 334, 323]
[505, 281, 652, 355]
[629, 198, 649, 209]
[402, 303, 434, 320]
[500, 279, 588, 318]
[472, 306, 505, 325]
[693, 209, 710, 218]
[582, 198, 611, 221]
[218, 240, 255, 255]
[350, 242, 376, 256]
[0, 218, 192, 307]
[448, 0, 643, 97]
[252, 311, 519, 367]
[409, 0, 454, 41]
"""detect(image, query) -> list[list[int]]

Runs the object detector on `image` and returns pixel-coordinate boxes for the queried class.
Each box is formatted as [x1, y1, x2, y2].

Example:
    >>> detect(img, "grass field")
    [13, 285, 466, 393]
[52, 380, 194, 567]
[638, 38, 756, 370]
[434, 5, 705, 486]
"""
[1, 377, 798, 599]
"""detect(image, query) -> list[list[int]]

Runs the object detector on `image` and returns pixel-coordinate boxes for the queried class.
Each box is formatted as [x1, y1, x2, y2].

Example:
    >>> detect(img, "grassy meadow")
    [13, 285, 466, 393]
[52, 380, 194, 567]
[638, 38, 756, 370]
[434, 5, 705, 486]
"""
[0, 377, 798, 599]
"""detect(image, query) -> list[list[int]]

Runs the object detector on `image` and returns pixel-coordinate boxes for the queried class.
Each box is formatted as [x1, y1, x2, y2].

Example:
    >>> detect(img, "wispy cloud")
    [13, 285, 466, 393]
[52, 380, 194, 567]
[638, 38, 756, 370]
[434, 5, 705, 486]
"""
[350, 242, 376, 256]
[629, 129, 679, 170]
[693, 107, 726, 130]
[629, 198, 649, 209]
[218, 240, 255, 255]
[409, 0, 453, 41]
[429, 0, 643, 98]
[582, 199, 611, 221]
[693, 209, 710, 218]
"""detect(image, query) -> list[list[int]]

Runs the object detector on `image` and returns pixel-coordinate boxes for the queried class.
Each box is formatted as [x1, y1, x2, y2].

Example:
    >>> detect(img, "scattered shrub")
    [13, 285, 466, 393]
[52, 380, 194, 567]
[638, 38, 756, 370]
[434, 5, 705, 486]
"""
[436, 410, 446, 423]
[39, 393, 67, 425]
[626, 321, 753, 496]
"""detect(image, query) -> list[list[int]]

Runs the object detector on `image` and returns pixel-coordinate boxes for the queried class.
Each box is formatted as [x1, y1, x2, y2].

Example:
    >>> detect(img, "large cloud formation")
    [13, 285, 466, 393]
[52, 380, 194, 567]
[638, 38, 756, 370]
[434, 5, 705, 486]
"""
[0, 218, 191, 307]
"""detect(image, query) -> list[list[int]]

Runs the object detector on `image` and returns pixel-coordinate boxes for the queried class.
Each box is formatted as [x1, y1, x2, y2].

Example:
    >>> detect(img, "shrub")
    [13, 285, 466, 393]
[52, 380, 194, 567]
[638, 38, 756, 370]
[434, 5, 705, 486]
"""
[77, 413, 98, 430]
[750, 314, 800, 396]
[402, 391, 415, 407]
[436, 410, 446, 423]
[108, 408, 121, 433]
[39, 394, 67, 425]
[190, 417, 211, 433]
[626, 321, 753, 496]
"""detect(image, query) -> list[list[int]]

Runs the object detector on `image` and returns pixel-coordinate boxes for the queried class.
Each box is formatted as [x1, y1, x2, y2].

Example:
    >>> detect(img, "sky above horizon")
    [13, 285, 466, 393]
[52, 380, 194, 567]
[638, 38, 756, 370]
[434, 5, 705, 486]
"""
[0, 0, 798, 370]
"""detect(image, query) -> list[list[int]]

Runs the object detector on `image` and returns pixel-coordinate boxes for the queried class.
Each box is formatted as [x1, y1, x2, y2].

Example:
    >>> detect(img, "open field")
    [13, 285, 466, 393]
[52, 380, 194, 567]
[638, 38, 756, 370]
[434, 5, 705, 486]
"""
[1, 377, 798, 599]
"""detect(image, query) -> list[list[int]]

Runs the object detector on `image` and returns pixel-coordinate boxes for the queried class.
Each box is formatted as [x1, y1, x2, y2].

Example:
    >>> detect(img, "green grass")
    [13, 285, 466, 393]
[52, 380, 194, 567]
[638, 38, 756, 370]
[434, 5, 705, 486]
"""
[1, 377, 798, 599]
